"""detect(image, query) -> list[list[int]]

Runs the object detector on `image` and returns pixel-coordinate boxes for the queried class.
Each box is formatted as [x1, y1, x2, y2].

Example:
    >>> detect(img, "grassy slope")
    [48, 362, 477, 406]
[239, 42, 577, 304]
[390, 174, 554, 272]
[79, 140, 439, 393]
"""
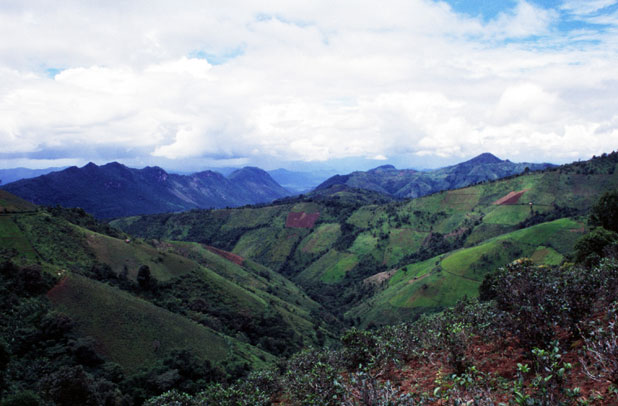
[297, 249, 359, 284]
[0, 209, 277, 374]
[345, 218, 584, 327]
[299, 223, 341, 255]
[0, 207, 333, 372]
[115, 170, 614, 270]
[78, 226, 332, 349]
[47, 274, 274, 373]
[165, 241, 329, 343]
[0, 216, 39, 262]
[0, 189, 37, 212]
[77, 222, 327, 330]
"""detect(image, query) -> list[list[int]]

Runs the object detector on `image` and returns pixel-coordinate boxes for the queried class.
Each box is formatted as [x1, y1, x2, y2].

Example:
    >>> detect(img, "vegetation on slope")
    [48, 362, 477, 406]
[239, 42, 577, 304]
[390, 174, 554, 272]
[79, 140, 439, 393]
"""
[2, 152, 618, 405]
[145, 255, 618, 405]
[346, 218, 584, 327]
[0, 202, 333, 405]
[112, 152, 618, 323]
[140, 178, 618, 405]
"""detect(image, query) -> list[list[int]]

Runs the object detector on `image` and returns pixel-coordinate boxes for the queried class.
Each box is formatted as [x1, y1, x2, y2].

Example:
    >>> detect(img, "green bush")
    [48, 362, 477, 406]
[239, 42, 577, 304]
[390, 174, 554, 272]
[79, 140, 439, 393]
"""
[590, 189, 618, 233]
[143, 390, 196, 406]
[283, 349, 344, 406]
[0, 391, 42, 406]
[574, 227, 618, 265]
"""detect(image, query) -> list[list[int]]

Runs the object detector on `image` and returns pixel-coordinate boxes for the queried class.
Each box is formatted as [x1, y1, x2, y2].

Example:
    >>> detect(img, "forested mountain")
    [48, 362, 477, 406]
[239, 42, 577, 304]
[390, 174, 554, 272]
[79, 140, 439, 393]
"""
[1, 162, 292, 219]
[315, 152, 555, 199]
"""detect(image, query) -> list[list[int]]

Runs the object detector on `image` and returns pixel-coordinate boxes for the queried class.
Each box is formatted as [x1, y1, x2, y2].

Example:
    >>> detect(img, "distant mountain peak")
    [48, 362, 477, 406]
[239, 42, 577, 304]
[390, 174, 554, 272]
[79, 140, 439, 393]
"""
[100, 161, 129, 170]
[235, 166, 265, 173]
[369, 164, 397, 172]
[228, 166, 270, 180]
[462, 153, 503, 165]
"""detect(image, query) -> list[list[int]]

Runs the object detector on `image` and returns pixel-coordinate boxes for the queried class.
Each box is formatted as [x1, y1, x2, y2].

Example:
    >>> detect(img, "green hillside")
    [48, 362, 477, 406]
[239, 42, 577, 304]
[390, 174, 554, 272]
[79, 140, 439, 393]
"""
[0, 189, 37, 212]
[345, 218, 584, 327]
[0, 206, 333, 371]
[47, 273, 273, 373]
[111, 152, 618, 321]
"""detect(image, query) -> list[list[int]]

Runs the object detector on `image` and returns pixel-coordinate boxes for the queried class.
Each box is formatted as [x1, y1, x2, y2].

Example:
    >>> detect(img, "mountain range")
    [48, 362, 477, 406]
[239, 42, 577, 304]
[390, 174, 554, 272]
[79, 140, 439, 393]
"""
[1, 153, 555, 221]
[315, 152, 555, 199]
[0, 166, 66, 185]
[1, 162, 292, 218]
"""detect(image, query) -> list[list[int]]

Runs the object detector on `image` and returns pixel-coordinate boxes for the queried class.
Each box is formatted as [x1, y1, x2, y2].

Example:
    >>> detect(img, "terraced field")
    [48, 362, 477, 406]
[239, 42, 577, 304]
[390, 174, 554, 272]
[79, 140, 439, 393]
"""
[298, 249, 359, 284]
[346, 218, 584, 326]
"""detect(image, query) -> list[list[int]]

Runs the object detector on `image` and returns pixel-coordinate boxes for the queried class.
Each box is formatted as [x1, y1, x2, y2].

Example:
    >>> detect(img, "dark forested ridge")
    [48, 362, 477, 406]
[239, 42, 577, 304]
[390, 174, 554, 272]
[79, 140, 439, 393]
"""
[1, 162, 292, 219]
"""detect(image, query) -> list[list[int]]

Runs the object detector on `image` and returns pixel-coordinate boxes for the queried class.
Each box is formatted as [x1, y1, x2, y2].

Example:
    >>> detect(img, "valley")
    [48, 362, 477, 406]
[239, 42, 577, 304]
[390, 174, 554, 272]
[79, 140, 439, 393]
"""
[112, 153, 618, 326]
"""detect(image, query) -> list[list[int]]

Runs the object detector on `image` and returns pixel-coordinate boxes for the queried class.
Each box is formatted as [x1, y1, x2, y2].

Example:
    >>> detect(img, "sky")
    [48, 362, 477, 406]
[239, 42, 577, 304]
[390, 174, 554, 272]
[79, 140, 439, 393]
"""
[1, 0, 618, 172]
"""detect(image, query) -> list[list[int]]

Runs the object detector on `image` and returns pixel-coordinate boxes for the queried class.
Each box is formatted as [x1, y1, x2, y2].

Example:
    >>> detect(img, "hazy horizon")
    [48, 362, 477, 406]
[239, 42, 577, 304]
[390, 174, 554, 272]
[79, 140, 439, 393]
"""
[0, 150, 575, 175]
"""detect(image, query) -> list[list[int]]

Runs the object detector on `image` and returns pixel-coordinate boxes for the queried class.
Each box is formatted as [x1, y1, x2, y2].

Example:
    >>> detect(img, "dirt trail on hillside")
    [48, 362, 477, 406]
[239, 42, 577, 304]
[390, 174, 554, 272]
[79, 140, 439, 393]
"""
[407, 272, 431, 285]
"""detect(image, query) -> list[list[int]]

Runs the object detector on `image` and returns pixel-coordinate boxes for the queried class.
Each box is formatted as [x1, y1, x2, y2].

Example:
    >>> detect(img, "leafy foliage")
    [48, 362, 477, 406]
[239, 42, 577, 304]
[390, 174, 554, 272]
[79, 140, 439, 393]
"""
[480, 258, 618, 349]
[590, 189, 618, 232]
[574, 227, 618, 265]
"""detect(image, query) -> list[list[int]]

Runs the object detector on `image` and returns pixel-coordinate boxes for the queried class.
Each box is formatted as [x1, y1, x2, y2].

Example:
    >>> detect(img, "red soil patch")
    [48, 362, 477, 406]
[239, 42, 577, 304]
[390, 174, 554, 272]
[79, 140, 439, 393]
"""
[493, 189, 530, 205]
[204, 245, 245, 266]
[47, 275, 69, 302]
[394, 330, 615, 405]
[285, 211, 320, 228]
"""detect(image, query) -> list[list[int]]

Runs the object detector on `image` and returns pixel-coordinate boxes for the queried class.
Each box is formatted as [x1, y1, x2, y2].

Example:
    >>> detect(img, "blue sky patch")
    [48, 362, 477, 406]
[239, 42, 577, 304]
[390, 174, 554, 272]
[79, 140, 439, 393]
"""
[190, 46, 245, 65]
[438, 0, 617, 42]
[45, 67, 63, 78]
[439, 0, 518, 21]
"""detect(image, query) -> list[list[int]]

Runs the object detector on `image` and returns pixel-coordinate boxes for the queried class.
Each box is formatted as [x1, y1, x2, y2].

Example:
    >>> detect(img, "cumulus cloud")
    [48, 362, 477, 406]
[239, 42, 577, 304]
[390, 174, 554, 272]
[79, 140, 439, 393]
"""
[1, 0, 618, 170]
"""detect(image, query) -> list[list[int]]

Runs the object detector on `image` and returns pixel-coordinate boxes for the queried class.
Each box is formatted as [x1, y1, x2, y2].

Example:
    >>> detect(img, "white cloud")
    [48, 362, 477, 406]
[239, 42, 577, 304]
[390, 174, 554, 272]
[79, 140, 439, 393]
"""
[486, 1, 557, 40]
[0, 0, 617, 170]
[561, 0, 616, 16]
